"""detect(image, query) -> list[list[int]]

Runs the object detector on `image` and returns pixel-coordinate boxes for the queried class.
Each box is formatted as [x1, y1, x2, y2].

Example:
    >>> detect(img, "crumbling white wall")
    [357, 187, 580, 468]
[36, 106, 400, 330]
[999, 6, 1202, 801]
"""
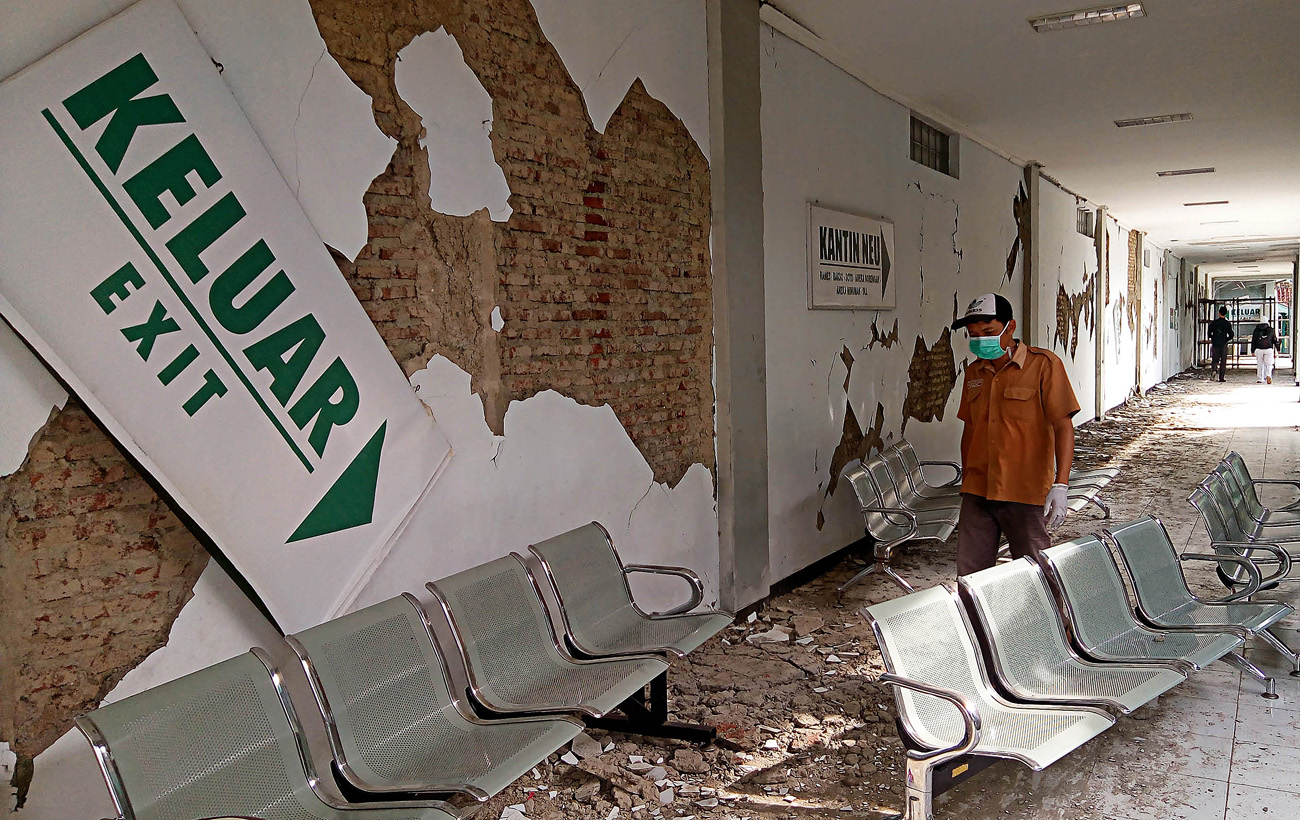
[759, 26, 1025, 579]
[1035, 180, 1099, 425]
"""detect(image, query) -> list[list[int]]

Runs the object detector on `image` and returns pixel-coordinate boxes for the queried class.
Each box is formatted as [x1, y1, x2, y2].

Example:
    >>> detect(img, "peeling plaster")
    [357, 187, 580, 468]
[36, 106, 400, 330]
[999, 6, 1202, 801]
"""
[0, 323, 66, 477]
[530, 0, 709, 159]
[1005, 183, 1029, 284]
[1053, 269, 1097, 359]
[900, 329, 958, 434]
[395, 28, 513, 222]
[175, 0, 396, 261]
[865, 317, 901, 350]
[817, 400, 886, 531]
[353, 356, 719, 613]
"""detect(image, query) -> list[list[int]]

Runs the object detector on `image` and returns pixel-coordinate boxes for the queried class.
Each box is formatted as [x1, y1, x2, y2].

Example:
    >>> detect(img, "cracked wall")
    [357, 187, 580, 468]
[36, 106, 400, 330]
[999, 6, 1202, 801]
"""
[1054, 270, 1096, 358]
[761, 26, 1025, 578]
[309, 0, 714, 486]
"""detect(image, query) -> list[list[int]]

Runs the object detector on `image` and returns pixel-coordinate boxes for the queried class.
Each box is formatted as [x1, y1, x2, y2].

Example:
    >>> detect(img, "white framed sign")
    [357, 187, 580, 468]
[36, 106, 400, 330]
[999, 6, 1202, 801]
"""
[0, 0, 450, 633]
[808, 203, 895, 310]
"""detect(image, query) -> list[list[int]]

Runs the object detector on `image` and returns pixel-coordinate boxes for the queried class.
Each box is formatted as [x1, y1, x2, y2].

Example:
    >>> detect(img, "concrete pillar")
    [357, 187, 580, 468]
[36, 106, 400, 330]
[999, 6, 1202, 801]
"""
[1094, 206, 1107, 420]
[708, 0, 769, 611]
[1023, 163, 1040, 347]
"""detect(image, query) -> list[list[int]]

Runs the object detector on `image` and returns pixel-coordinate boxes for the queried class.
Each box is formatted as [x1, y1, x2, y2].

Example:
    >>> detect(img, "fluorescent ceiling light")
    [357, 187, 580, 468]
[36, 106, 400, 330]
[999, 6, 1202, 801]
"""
[1030, 3, 1147, 32]
[1201, 220, 1239, 226]
[1114, 112, 1191, 128]
[1157, 166, 1214, 176]
[1184, 200, 1229, 207]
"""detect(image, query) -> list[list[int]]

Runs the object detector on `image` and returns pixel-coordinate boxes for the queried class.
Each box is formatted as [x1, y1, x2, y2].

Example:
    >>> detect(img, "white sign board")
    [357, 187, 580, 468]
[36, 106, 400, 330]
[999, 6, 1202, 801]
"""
[807, 204, 895, 310]
[0, 0, 450, 633]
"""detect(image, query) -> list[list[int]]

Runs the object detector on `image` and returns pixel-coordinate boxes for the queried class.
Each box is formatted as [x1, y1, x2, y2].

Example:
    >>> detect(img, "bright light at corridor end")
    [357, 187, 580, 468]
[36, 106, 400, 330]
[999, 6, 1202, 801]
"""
[1029, 3, 1146, 32]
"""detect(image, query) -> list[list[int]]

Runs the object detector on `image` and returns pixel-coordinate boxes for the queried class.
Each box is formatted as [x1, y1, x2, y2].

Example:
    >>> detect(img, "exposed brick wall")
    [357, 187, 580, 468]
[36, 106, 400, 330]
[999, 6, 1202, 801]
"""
[310, 0, 715, 484]
[0, 402, 207, 758]
[900, 329, 958, 432]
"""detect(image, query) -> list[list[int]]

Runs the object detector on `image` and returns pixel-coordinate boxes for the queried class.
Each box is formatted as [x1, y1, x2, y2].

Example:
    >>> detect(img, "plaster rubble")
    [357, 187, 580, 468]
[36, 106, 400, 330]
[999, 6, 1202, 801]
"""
[394, 28, 513, 222]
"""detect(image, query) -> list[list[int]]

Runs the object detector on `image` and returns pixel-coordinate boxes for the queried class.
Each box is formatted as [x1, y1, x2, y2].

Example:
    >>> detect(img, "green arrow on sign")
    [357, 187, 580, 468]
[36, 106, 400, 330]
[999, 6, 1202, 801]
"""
[288, 421, 386, 542]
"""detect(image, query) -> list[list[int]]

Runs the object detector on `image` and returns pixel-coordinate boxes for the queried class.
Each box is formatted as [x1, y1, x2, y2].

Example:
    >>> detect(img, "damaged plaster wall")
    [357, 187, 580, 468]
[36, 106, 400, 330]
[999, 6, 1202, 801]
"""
[1035, 178, 1099, 424]
[1102, 216, 1137, 411]
[7, 2, 718, 814]
[354, 356, 718, 614]
[529, 0, 709, 160]
[759, 26, 1025, 578]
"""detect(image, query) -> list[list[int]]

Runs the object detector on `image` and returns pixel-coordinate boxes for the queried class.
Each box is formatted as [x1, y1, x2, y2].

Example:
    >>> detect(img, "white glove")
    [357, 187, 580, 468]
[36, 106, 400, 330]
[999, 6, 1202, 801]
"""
[1044, 484, 1069, 530]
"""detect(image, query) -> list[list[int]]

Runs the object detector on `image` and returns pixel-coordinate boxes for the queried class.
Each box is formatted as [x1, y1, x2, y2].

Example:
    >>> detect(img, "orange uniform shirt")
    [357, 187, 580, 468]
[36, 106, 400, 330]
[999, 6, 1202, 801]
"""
[956, 342, 1080, 505]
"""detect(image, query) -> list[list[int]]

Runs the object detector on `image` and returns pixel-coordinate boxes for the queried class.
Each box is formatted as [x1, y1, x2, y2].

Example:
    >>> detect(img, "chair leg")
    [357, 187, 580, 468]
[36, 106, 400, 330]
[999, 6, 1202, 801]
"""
[1258, 629, 1300, 677]
[838, 542, 913, 600]
[1223, 651, 1279, 699]
[900, 756, 937, 820]
[1086, 495, 1111, 519]
[583, 671, 718, 744]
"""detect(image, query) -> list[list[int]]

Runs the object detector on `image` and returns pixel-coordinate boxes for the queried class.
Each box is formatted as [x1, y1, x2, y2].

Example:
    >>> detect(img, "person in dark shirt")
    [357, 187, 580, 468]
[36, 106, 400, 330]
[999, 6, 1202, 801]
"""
[1207, 306, 1233, 382]
[1251, 321, 1278, 384]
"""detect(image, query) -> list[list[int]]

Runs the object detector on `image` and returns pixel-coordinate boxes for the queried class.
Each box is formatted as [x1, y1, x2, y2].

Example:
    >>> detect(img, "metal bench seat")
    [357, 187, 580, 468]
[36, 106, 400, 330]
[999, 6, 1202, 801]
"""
[862, 457, 961, 524]
[524, 522, 732, 659]
[75, 650, 457, 820]
[895, 439, 963, 499]
[840, 459, 958, 596]
[427, 556, 669, 719]
[1106, 516, 1300, 676]
[882, 448, 964, 513]
[960, 559, 1185, 713]
[1223, 451, 1300, 526]
[286, 594, 583, 803]
[1041, 536, 1277, 697]
[1188, 483, 1296, 592]
[1210, 466, 1300, 541]
[864, 586, 1113, 820]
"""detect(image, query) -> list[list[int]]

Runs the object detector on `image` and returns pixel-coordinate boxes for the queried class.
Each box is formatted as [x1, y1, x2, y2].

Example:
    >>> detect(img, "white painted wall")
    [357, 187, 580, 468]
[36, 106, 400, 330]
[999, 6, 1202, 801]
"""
[759, 25, 1024, 580]
[1035, 180, 1099, 425]
[1101, 217, 1135, 412]
[531, 0, 709, 160]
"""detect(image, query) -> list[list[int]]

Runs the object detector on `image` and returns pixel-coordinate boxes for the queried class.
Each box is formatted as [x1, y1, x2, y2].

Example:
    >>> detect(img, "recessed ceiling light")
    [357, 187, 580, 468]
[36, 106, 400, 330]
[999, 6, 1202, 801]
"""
[1115, 112, 1192, 128]
[1030, 3, 1147, 33]
[1156, 166, 1214, 176]
[1184, 201, 1229, 207]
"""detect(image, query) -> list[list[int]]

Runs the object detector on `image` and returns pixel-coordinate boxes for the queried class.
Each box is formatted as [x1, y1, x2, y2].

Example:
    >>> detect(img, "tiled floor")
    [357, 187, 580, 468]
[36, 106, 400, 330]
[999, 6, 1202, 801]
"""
[932, 372, 1300, 820]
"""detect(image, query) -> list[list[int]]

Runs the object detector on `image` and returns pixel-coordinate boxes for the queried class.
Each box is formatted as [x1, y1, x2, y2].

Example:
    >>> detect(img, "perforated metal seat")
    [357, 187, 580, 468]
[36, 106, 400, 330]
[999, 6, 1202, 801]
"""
[1188, 484, 1296, 592]
[286, 594, 582, 802]
[960, 559, 1184, 713]
[75, 650, 456, 820]
[1041, 536, 1244, 672]
[1211, 464, 1300, 540]
[524, 522, 732, 659]
[880, 448, 964, 515]
[895, 439, 963, 499]
[840, 459, 958, 595]
[861, 457, 961, 524]
[1106, 516, 1300, 676]
[864, 586, 1113, 820]
[427, 555, 669, 718]
[1223, 451, 1300, 526]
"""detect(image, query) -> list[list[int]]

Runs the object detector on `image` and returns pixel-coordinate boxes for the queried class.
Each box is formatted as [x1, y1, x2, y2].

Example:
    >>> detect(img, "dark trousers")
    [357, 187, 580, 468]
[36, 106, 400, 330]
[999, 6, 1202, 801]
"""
[1210, 342, 1228, 381]
[956, 493, 1051, 576]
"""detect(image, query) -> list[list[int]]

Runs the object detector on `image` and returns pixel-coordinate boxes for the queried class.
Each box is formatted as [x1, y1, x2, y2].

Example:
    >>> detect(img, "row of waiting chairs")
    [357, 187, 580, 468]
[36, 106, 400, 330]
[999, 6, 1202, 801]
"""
[839, 440, 1118, 596]
[75, 523, 733, 820]
[866, 515, 1294, 820]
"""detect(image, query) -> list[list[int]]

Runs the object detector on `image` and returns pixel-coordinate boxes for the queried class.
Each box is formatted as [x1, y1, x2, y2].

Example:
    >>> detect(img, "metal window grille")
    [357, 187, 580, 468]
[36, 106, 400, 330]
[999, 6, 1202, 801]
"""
[1076, 208, 1095, 238]
[910, 116, 952, 176]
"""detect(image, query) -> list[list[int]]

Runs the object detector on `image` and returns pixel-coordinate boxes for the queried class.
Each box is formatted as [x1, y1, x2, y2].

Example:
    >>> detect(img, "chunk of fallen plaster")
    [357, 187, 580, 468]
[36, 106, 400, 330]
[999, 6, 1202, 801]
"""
[500, 808, 528, 820]
[395, 28, 512, 221]
[176, 0, 396, 260]
[746, 626, 791, 644]
[491, 306, 505, 332]
[571, 732, 604, 760]
[530, 0, 709, 159]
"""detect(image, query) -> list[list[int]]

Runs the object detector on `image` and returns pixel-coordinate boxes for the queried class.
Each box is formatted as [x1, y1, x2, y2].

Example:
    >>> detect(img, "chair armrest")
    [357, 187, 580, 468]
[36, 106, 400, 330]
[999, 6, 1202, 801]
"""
[919, 460, 963, 488]
[623, 564, 705, 616]
[878, 673, 981, 762]
[1251, 478, 1300, 510]
[1180, 553, 1262, 601]
[1212, 541, 1293, 584]
[863, 505, 920, 544]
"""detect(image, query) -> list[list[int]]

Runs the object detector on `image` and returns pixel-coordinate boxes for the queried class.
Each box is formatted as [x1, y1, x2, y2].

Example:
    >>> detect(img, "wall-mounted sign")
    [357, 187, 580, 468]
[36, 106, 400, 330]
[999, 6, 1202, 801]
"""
[0, 0, 450, 633]
[807, 203, 895, 310]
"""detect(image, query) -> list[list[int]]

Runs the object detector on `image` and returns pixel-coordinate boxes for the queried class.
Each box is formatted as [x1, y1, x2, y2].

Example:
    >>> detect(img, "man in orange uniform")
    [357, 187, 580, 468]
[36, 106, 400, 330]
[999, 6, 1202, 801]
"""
[952, 293, 1080, 575]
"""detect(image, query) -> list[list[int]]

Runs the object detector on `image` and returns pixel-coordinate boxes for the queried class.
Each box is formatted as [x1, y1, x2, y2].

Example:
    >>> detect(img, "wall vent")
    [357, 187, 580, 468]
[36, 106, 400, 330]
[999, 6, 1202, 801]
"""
[1156, 166, 1214, 176]
[1076, 207, 1095, 238]
[1114, 112, 1191, 128]
[1030, 3, 1146, 32]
